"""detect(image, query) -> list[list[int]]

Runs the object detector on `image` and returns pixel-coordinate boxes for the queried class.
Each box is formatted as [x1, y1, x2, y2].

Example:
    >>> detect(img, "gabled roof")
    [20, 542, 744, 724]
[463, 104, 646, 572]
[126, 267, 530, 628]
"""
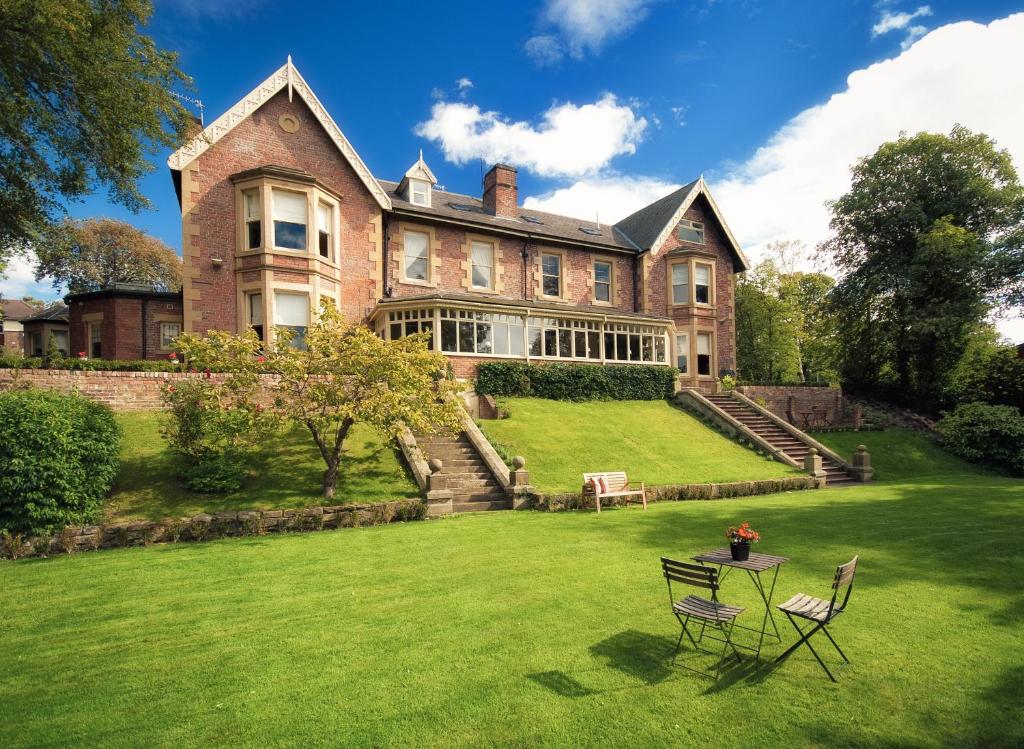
[23, 302, 69, 324]
[403, 150, 437, 184]
[614, 177, 750, 271]
[0, 299, 37, 321]
[167, 57, 391, 210]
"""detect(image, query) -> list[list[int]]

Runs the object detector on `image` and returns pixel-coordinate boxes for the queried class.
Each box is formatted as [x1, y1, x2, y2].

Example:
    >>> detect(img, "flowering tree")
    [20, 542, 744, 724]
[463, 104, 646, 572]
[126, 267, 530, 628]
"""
[177, 305, 463, 499]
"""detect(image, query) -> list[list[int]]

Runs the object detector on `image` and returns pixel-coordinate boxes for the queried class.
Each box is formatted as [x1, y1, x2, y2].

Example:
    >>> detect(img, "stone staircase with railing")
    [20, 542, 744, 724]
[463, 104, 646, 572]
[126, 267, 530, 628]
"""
[702, 393, 858, 487]
[414, 432, 512, 512]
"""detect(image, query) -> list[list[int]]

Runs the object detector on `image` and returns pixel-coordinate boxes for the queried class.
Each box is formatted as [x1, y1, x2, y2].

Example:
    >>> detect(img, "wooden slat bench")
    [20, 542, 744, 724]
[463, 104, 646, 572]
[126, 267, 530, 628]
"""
[581, 471, 647, 513]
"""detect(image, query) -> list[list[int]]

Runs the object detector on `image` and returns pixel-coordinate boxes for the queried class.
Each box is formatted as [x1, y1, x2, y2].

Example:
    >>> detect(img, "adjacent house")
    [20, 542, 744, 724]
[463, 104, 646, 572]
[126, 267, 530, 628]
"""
[73, 59, 749, 389]
[21, 302, 70, 357]
[0, 299, 36, 353]
[66, 284, 182, 361]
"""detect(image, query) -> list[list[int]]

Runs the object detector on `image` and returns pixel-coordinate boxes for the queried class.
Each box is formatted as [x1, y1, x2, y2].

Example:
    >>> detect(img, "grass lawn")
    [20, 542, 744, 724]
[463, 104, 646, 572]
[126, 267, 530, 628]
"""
[105, 412, 419, 521]
[3, 432, 1020, 747]
[479, 397, 803, 492]
[812, 427, 983, 482]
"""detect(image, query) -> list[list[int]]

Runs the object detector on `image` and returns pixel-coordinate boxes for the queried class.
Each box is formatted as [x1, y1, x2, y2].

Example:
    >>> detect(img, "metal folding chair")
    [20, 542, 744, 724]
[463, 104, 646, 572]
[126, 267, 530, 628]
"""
[773, 555, 859, 681]
[661, 557, 744, 679]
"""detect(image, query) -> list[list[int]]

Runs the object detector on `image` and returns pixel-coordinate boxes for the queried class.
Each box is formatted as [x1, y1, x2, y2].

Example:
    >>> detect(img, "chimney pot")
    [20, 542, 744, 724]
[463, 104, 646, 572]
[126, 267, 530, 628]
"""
[482, 163, 518, 218]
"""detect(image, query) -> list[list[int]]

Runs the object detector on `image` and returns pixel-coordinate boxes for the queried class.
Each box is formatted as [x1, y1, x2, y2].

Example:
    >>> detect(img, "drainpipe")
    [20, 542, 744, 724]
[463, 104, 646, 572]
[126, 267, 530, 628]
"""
[141, 297, 148, 360]
[521, 235, 532, 300]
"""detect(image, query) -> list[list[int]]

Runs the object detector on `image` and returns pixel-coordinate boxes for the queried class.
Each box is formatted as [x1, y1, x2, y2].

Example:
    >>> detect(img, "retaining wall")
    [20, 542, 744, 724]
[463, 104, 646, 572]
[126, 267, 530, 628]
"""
[736, 385, 847, 428]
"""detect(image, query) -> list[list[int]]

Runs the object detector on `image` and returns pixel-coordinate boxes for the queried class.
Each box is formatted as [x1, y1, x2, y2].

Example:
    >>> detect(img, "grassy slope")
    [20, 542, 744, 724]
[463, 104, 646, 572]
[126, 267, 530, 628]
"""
[105, 412, 419, 521]
[812, 428, 982, 482]
[480, 398, 802, 492]
[1, 432, 1021, 748]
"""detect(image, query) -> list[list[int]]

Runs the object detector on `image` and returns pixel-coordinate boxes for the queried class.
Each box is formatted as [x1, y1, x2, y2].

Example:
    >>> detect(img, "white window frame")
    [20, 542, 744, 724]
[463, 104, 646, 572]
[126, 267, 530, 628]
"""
[243, 187, 262, 250]
[676, 333, 690, 374]
[271, 188, 309, 252]
[316, 201, 334, 261]
[540, 252, 563, 298]
[696, 331, 713, 377]
[159, 321, 181, 350]
[402, 229, 431, 284]
[594, 259, 613, 304]
[410, 179, 430, 207]
[470, 240, 495, 290]
[678, 219, 705, 244]
[671, 262, 690, 305]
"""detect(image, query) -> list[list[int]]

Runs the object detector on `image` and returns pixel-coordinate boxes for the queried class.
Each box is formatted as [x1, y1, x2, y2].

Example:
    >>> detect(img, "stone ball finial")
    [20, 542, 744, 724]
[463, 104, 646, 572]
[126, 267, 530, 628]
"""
[857, 444, 867, 452]
[807, 447, 818, 455]
[512, 456, 526, 470]
[428, 458, 443, 474]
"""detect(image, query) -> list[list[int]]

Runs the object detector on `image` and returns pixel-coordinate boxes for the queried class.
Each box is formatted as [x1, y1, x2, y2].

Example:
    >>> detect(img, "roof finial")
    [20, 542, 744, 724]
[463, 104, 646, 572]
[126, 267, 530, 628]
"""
[286, 54, 293, 102]
[419, 148, 424, 162]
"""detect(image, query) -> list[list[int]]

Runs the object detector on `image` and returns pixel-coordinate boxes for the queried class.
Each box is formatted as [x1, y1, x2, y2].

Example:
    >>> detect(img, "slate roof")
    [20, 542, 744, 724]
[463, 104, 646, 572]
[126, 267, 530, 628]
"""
[613, 180, 699, 251]
[23, 302, 69, 324]
[0, 299, 37, 321]
[381, 181, 640, 254]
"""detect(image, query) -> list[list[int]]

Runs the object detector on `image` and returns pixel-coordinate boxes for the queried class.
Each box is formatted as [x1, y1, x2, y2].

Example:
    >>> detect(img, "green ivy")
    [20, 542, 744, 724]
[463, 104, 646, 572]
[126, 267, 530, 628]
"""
[476, 362, 678, 401]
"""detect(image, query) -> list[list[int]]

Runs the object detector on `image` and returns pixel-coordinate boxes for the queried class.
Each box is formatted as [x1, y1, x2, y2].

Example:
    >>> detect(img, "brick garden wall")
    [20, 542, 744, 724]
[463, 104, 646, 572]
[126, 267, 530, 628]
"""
[0, 369, 279, 411]
[737, 385, 847, 428]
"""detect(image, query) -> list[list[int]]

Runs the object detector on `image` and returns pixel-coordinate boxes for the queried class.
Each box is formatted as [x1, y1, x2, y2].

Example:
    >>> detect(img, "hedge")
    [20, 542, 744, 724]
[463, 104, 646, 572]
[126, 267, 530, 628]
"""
[936, 402, 1024, 475]
[476, 361, 678, 401]
[0, 389, 121, 536]
[0, 352, 181, 372]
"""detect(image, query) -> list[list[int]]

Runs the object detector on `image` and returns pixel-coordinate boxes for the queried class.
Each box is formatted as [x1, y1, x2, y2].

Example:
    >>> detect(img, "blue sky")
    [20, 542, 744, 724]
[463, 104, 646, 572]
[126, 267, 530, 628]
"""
[5, 0, 1024, 337]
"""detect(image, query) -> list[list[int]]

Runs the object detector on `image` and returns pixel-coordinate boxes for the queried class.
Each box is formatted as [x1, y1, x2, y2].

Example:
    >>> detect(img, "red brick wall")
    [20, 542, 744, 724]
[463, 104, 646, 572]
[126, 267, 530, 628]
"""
[387, 224, 636, 314]
[1, 331, 24, 352]
[646, 195, 737, 374]
[482, 164, 517, 218]
[183, 90, 381, 334]
[737, 385, 847, 427]
[0, 369, 276, 411]
[68, 297, 183, 360]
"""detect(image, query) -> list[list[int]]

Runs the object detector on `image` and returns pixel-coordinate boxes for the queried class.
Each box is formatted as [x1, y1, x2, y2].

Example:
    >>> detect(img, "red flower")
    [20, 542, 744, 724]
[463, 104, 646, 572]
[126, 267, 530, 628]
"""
[256, 356, 266, 363]
[167, 353, 178, 361]
[167, 385, 175, 393]
[77, 351, 86, 358]
[203, 368, 211, 378]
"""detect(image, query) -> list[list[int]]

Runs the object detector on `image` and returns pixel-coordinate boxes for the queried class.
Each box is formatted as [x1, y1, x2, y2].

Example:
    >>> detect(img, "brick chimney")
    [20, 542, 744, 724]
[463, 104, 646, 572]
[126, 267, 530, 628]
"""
[482, 163, 518, 217]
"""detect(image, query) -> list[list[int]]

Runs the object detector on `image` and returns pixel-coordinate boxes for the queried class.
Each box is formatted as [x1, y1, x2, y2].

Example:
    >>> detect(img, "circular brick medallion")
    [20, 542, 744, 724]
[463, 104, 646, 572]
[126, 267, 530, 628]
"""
[279, 114, 299, 133]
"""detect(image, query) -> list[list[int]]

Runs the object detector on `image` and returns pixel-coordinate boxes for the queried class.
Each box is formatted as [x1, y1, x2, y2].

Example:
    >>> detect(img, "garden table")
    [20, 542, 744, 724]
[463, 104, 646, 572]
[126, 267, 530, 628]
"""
[692, 548, 789, 659]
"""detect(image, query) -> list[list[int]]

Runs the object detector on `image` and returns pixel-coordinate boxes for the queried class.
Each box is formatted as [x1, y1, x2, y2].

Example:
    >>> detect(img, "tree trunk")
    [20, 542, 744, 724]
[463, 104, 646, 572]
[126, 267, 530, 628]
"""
[322, 458, 339, 499]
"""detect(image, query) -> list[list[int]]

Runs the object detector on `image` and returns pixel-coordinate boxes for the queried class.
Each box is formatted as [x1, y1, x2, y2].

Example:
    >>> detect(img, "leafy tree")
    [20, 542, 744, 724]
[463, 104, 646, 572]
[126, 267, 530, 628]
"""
[945, 324, 1024, 411]
[35, 218, 182, 292]
[735, 258, 801, 383]
[0, 0, 194, 267]
[820, 126, 1024, 410]
[176, 305, 464, 499]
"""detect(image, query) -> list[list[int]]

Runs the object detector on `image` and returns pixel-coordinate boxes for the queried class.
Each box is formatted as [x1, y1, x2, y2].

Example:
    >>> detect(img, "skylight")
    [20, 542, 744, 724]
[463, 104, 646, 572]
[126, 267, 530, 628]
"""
[579, 226, 603, 236]
[521, 215, 544, 225]
[448, 202, 477, 212]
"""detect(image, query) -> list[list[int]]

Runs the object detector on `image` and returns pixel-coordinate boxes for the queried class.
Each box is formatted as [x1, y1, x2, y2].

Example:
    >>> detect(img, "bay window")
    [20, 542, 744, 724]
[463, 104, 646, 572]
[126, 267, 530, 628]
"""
[695, 263, 712, 305]
[243, 189, 262, 249]
[671, 263, 689, 305]
[697, 332, 712, 376]
[317, 202, 333, 259]
[676, 333, 689, 373]
[247, 293, 264, 342]
[274, 292, 309, 349]
[272, 189, 308, 250]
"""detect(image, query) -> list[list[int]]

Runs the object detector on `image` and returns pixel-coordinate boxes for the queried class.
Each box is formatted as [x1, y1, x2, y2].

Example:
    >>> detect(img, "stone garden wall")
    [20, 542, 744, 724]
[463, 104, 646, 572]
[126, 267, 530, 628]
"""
[2, 499, 426, 560]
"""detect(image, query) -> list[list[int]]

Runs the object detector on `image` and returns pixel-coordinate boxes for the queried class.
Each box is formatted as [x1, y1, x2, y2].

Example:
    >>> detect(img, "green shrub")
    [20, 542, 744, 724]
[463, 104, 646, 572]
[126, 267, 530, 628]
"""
[476, 362, 678, 401]
[0, 389, 121, 536]
[937, 402, 1024, 475]
[0, 352, 183, 372]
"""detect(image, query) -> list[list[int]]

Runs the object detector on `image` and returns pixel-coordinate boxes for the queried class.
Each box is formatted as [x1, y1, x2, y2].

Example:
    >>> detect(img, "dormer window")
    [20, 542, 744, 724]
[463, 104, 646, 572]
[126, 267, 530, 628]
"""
[410, 179, 430, 207]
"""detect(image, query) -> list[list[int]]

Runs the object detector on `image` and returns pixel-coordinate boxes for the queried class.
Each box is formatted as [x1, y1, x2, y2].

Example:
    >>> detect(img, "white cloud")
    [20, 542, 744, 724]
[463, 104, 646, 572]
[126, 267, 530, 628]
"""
[872, 5, 932, 36]
[712, 13, 1024, 339]
[524, 176, 680, 223]
[525, 35, 565, 66]
[414, 95, 647, 178]
[0, 254, 61, 301]
[456, 77, 473, 92]
[525, 0, 657, 63]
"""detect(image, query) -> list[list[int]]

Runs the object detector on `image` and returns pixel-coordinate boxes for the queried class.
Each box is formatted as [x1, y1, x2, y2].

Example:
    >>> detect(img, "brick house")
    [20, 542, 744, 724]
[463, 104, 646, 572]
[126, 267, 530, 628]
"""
[21, 302, 70, 357]
[0, 299, 36, 353]
[66, 285, 183, 360]
[94, 59, 751, 387]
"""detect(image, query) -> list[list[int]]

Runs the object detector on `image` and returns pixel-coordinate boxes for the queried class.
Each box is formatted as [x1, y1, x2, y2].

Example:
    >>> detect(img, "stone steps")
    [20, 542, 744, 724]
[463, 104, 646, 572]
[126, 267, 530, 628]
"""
[414, 430, 507, 509]
[705, 394, 857, 486]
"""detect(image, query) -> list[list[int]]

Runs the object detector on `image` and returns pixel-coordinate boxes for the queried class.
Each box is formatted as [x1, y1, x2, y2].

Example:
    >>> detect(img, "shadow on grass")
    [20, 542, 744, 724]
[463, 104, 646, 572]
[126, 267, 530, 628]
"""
[526, 671, 598, 698]
[589, 629, 677, 685]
